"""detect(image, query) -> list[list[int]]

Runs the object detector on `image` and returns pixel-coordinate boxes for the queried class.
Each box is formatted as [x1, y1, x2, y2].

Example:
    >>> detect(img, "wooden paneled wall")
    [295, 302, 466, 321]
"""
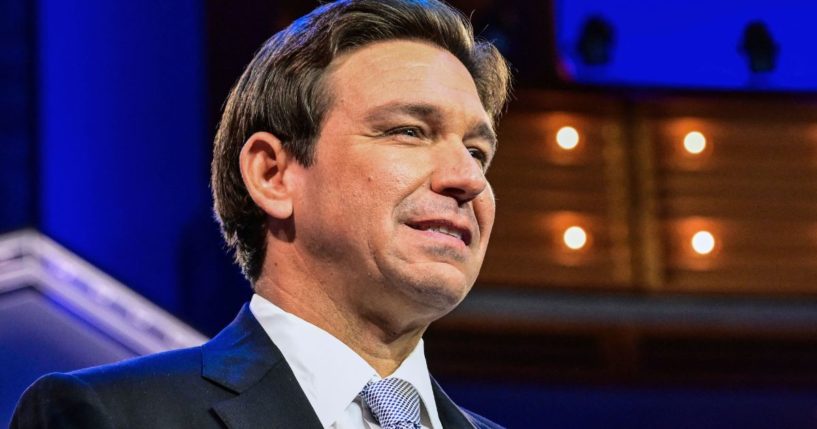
[480, 92, 634, 290]
[479, 90, 817, 297]
[643, 97, 817, 295]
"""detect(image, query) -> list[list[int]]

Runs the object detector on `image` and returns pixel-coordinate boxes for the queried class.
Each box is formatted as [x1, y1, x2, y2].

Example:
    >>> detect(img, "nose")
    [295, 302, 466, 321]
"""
[430, 140, 488, 205]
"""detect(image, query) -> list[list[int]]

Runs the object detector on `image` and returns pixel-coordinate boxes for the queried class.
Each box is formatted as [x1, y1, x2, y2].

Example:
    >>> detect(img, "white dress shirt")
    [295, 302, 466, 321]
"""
[249, 294, 443, 429]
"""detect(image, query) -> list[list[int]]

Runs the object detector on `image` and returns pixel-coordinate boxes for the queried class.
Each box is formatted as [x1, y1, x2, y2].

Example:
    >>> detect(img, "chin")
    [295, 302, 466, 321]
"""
[390, 265, 474, 317]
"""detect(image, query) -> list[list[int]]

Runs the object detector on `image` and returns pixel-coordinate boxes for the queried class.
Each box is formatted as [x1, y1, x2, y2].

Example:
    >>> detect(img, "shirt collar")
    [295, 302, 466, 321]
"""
[249, 294, 442, 429]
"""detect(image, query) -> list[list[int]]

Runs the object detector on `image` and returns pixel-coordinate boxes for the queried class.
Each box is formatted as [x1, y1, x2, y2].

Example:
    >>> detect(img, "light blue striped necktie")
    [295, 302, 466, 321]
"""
[359, 377, 422, 429]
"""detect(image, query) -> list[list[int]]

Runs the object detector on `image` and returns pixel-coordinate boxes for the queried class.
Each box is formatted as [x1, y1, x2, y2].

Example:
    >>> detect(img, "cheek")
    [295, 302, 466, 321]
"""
[366, 150, 428, 198]
[340, 166, 403, 224]
[475, 186, 496, 236]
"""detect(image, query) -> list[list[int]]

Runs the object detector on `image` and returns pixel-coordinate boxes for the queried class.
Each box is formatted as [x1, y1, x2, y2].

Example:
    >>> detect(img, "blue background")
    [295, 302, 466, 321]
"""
[38, 0, 209, 313]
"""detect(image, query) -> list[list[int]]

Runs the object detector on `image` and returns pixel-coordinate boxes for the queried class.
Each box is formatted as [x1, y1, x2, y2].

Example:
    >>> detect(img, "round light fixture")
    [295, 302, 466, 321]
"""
[556, 126, 580, 150]
[683, 131, 707, 155]
[563, 226, 588, 250]
[691, 230, 716, 255]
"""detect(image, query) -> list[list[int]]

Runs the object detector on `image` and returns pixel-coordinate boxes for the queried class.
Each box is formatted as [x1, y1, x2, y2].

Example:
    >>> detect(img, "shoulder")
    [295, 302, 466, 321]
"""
[66, 346, 226, 409]
[11, 346, 225, 428]
[71, 345, 203, 388]
[11, 372, 114, 428]
[461, 407, 506, 429]
[23, 345, 203, 395]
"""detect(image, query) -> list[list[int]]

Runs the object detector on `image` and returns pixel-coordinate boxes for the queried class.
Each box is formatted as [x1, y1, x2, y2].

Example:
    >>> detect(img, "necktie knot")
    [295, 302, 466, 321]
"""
[359, 378, 421, 429]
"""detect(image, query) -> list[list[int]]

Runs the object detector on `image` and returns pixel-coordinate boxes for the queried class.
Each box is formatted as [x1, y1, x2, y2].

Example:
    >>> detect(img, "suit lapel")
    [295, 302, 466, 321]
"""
[202, 305, 322, 429]
[431, 377, 477, 429]
[211, 361, 323, 429]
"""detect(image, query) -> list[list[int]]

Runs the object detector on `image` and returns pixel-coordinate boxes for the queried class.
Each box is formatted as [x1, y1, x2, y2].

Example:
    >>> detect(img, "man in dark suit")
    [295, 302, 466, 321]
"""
[12, 0, 511, 427]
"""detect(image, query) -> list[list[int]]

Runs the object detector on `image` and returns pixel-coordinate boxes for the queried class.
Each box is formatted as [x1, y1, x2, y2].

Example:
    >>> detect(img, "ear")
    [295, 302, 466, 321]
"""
[239, 131, 295, 220]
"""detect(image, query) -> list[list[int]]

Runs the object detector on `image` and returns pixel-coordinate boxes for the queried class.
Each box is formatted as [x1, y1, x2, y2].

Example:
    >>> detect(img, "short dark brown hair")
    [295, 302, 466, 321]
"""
[212, 0, 512, 282]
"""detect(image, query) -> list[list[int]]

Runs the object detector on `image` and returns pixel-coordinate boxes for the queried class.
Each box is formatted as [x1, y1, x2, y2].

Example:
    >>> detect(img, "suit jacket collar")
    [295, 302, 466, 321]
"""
[201, 303, 475, 429]
[202, 304, 323, 428]
[431, 377, 478, 428]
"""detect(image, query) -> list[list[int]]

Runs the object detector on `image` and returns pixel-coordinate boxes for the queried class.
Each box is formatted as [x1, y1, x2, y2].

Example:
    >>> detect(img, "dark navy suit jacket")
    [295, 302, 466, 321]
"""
[11, 304, 503, 428]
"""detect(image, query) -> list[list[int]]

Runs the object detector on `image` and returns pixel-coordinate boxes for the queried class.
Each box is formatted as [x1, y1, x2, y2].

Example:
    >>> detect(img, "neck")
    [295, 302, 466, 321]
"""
[255, 245, 429, 376]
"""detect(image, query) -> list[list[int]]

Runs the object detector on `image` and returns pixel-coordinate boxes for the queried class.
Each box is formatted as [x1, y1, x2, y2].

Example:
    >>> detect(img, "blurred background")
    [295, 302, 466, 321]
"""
[3, 0, 817, 427]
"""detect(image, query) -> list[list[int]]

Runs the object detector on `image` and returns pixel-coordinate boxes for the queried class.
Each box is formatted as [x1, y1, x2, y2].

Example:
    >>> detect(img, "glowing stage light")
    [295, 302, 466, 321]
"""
[691, 230, 716, 255]
[556, 126, 580, 150]
[683, 131, 707, 155]
[563, 226, 588, 250]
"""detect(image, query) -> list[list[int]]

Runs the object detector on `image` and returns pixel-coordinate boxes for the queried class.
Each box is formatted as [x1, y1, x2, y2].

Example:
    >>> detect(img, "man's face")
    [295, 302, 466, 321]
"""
[289, 39, 496, 322]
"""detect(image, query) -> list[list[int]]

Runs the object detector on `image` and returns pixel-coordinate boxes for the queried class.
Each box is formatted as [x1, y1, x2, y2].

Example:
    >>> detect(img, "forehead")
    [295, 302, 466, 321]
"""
[322, 39, 489, 124]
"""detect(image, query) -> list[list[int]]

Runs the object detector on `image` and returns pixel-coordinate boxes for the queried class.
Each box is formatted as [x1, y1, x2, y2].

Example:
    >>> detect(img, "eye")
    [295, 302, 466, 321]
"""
[386, 126, 424, 138]
[468, 147, 489, 167]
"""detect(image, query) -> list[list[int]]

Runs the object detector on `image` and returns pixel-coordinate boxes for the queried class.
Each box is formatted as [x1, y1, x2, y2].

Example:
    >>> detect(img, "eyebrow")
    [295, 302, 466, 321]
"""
[363, 102, 498, 152]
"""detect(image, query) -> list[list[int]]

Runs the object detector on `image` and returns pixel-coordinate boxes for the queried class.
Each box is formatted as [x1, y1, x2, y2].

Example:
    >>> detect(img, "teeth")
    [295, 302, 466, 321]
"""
[425, 225, 462, 241]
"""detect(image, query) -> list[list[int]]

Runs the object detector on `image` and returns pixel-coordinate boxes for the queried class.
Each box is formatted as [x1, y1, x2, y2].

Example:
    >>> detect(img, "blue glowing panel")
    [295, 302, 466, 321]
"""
[37, 0, 207, 311]
[556, 1, 817, 90]
[0, 230, 206, 426]
[0, 288, 135, 425]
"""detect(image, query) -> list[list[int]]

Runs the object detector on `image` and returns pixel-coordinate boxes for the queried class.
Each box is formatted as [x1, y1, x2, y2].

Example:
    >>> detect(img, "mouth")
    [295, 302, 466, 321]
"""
[405, 219, 473, 246]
